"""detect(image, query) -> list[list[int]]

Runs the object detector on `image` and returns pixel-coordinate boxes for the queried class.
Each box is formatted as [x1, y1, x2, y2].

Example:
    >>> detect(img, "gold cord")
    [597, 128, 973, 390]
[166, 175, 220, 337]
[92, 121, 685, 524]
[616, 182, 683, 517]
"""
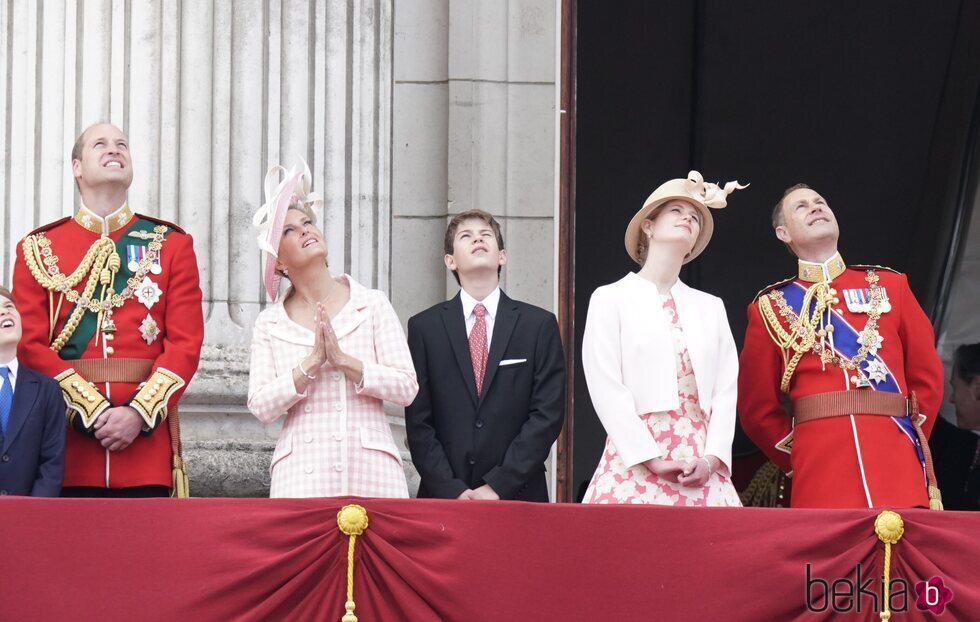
[337, 505, 369, 622]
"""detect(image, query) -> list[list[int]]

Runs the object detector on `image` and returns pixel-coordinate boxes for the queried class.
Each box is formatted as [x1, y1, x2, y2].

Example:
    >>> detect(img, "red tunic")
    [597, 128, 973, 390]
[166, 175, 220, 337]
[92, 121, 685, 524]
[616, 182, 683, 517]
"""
[738, 260, 943, 508]
[12, 204, 203, 489]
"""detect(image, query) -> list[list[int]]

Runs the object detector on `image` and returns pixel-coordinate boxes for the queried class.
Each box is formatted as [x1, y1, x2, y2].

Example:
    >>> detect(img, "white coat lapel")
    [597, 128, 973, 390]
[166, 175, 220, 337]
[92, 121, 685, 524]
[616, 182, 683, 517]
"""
[330, 275, 368, 341]
[267, 303, 315, 346]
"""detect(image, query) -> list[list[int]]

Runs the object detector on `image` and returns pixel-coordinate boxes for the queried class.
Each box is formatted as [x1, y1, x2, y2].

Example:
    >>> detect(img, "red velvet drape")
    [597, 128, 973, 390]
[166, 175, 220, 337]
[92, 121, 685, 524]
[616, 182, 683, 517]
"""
[1, 498, 975, 621]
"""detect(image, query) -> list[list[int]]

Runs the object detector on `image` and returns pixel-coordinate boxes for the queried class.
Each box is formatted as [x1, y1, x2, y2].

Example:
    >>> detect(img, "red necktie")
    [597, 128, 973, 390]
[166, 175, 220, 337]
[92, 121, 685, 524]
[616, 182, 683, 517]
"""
[470, 303, 489, 395]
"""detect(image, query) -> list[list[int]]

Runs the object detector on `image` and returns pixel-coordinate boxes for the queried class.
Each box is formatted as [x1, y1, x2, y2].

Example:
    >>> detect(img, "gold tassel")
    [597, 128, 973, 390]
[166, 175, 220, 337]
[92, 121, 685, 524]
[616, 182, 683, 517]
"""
[738, 461, 786, 507]
[337, 505, 370, 622]
[171, 455, 189, 498]
[874, 510, 904, 621]
[928, 485, 944, 511]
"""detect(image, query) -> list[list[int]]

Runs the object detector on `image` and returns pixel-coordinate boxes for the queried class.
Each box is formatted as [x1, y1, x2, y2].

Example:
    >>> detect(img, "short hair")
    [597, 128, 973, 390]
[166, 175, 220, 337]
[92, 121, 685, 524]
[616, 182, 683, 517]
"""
[444, 209, 505, 285]
[71, 127, 90, 163]
[953, 343, 980, 383]
[0, 285, 12, 303]
[772, 183, 811, 230]
[70, 122, 114, 191]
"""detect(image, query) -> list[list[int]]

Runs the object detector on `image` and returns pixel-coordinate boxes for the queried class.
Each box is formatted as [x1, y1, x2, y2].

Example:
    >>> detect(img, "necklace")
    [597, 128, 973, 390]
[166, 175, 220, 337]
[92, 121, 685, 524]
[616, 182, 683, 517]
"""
[297, 283, 343, 315]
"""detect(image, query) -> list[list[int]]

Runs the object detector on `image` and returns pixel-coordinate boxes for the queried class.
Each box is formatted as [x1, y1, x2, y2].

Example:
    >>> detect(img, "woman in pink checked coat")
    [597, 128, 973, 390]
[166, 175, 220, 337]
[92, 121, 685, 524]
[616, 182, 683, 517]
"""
[248, 162, 418, 498]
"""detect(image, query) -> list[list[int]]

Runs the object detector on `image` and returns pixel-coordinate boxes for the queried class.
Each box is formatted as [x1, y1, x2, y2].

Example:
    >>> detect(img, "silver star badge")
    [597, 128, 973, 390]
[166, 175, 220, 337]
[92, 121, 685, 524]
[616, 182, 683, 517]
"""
[135, 276, 163, 309]
[864, 359, 889, 384]
[139, 314, 160, 344]
[859, 328, 884, 356]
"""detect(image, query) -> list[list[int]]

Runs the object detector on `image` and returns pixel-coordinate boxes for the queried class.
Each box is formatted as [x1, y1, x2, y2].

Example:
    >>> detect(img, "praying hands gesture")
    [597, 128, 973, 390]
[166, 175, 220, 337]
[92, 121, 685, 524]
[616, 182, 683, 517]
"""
[294, 303, 363, 391]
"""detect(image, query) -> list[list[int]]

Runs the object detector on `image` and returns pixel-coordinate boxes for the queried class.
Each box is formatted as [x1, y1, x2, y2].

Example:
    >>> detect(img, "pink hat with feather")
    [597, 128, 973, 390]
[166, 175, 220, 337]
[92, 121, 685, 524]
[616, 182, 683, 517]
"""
[252, 160, 322, 300]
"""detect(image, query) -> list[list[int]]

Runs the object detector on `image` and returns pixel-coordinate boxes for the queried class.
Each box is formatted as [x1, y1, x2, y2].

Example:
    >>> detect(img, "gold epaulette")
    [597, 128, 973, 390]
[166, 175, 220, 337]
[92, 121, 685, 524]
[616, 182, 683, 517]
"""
[850, 264, 901, 274]
[55, 368, 110, 429]
[753, 276, 796, 302]
[136, 213, 183, 234]
[129, 368, 185, 428]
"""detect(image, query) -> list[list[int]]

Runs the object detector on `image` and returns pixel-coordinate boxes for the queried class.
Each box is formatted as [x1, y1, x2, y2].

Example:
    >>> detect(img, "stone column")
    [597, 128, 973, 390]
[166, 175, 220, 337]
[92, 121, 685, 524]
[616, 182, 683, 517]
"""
[1, 0, 395, 496]
[391, 0, 558, 494]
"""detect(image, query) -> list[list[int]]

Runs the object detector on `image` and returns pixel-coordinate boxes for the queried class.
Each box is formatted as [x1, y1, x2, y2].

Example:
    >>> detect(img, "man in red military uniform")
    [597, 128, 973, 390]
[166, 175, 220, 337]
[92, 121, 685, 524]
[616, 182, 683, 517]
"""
[738, 184, 944, 508]
[12, 123, 203, 497]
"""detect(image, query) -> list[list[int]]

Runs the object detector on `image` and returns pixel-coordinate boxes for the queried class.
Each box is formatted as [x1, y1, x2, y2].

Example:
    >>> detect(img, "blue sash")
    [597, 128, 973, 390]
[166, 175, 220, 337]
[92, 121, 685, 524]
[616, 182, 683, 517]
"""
[778, 282, 924, 464]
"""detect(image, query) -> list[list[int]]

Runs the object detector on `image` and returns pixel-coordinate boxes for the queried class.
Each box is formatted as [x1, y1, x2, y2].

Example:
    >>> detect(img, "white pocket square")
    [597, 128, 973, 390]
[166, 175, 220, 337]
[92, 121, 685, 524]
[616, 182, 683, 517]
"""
[499, 358, 527, 366]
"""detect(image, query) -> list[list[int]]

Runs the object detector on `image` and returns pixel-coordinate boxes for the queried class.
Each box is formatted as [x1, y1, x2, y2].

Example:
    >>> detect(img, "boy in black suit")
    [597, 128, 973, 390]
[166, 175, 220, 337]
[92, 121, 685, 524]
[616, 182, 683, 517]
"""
[406, 210, 565, 501]
[0, 285, 65, 496]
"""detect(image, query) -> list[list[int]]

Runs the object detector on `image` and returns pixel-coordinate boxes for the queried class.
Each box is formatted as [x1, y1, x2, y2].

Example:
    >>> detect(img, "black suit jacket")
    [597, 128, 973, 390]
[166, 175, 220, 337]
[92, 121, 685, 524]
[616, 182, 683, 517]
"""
[929, 415, 979, 511]
[406, 291, 565, 501]
[0, 365, 66, 496]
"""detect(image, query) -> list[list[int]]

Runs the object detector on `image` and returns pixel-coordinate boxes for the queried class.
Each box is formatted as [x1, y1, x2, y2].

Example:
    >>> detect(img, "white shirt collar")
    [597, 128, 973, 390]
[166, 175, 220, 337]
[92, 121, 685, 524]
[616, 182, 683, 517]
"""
[0, 356, 19, 384]
[460, 287, 501, 321]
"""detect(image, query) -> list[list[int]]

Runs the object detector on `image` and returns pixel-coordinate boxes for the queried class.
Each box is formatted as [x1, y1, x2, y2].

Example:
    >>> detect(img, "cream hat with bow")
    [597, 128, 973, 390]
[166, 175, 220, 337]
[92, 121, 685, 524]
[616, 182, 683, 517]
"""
[624, 170, 748, 265]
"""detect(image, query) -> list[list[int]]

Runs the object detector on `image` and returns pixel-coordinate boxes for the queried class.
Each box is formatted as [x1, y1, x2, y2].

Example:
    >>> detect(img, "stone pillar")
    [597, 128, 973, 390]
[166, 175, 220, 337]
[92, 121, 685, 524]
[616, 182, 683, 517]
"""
[1, 0, 395, 496]
[391, 0, 558, 494]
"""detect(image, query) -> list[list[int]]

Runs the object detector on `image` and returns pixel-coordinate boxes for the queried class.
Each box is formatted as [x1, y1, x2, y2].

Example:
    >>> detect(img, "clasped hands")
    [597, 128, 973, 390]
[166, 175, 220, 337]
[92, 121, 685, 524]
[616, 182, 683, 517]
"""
[93, 406, 144, 451]
[644, 455, 721, 488]
[457, 484, 500, 501]
[302, 303, 359, 380]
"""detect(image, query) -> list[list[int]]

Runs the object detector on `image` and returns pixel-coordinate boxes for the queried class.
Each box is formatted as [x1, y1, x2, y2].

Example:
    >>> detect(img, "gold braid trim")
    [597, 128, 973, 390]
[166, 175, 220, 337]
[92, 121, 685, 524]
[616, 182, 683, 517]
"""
[55, 368, 110, 429]
[758, 272, 886, 393]
[23, 233, 112, 290]
[130, 368, 185, 428]
[21, 226, 169, 352]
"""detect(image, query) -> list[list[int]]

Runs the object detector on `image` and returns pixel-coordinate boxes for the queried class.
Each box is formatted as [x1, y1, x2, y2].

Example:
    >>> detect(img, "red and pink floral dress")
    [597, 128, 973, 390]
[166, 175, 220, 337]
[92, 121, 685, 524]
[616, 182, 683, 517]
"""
[583, 296, 742, 506]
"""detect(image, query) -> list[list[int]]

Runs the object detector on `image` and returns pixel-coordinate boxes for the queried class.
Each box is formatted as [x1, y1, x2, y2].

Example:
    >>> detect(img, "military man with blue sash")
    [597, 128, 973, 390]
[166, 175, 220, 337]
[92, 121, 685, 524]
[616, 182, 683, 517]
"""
[738, 184, 944, 508]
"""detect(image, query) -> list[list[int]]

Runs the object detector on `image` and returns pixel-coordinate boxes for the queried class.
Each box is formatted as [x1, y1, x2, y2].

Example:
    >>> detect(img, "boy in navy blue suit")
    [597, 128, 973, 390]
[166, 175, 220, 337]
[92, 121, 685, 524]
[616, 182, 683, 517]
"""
[0, 285, 65, 496]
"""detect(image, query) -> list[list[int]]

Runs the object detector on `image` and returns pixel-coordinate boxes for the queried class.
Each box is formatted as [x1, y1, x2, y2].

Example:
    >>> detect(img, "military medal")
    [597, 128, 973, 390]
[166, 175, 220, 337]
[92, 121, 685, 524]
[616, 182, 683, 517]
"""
[858, 327, 884, 356]
[844, 287, 890, 314]
[863, 359, 889, 384]
[139, 314, 160, 344]
[135, 276, 163, 309]
[150, 251, 162, 275]
[127, 244, 147, 272]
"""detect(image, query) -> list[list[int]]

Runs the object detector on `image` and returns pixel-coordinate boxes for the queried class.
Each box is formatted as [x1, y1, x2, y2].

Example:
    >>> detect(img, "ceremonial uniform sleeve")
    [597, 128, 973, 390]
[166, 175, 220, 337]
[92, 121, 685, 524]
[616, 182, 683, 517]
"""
[404, 315, 469, 499]
[896, 274, 944, 437]
[704, 298, 738, 476]
[353, 292, 419, 407]
[581, 287, 660, 469]
[126, 232, 204, 429]
[737, 299, 793, 473]
[13, 238, 111, 430]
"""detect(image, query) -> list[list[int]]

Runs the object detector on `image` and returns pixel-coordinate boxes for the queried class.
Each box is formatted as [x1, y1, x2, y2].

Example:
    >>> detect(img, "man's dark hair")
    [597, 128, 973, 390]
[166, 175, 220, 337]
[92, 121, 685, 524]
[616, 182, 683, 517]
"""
[444, 209, 505, 285]
[772, 183, 812, 230]
[953, 343, 980, 383]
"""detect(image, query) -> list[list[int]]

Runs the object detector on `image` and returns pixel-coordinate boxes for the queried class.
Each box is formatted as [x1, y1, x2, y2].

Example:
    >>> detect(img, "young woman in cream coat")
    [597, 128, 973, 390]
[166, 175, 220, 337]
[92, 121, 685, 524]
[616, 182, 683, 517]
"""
[582, 172, 745, 506]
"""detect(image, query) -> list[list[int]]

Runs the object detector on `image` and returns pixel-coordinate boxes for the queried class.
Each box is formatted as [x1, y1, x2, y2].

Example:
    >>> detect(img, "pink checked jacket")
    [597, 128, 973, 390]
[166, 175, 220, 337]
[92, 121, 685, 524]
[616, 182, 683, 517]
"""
[247, 275, 418, 498]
